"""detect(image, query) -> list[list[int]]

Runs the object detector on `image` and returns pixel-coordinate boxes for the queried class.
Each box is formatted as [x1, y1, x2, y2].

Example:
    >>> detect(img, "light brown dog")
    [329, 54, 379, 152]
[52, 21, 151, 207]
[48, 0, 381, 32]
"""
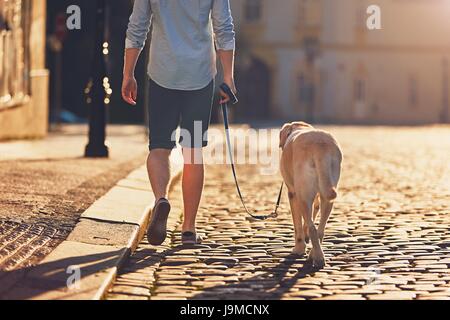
[280, 122, 343, 268]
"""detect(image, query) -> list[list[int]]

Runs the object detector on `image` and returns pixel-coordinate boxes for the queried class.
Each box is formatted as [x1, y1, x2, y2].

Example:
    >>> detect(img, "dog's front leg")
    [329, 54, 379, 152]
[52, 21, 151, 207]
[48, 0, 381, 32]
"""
[288, 191, 306, 256]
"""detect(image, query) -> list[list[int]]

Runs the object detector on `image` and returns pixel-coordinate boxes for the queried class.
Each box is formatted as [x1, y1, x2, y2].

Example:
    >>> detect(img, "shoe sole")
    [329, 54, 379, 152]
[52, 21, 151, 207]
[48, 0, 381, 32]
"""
[147, 201, 171, 246]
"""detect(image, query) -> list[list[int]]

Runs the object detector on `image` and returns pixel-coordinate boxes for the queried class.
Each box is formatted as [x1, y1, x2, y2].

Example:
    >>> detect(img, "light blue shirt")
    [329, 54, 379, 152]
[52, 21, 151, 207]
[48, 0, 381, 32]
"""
[126, 0, 236, 91]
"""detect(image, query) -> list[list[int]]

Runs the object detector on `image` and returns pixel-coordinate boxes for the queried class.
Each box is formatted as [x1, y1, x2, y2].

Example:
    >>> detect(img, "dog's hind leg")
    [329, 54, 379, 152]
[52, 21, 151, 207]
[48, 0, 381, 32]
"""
[304, 194, 320, 244]
[288, 191, 306, 256]
[298, 191, 325, 268]
[317, 157, 341, 243]
[317, 196, 333, 243]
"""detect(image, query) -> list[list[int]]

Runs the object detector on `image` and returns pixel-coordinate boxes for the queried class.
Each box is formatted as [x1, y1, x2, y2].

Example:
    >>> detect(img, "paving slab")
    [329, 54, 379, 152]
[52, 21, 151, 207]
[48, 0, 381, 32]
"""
[67, 220, 139, 247]
[81, 188, 152, 225]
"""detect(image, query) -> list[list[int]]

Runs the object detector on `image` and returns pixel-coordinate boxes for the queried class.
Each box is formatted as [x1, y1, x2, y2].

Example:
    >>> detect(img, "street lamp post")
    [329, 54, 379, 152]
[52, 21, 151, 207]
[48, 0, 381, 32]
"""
[85, 0, 110, 158]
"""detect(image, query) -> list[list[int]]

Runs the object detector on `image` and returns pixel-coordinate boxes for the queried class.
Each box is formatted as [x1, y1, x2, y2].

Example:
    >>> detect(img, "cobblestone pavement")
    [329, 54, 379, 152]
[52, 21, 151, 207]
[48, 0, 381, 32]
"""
[108, 126, 450, 300]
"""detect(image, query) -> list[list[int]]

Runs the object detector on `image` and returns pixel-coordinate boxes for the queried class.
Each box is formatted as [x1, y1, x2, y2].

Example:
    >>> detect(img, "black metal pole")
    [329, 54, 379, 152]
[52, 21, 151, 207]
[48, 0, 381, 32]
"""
[85, 0, 109, 158]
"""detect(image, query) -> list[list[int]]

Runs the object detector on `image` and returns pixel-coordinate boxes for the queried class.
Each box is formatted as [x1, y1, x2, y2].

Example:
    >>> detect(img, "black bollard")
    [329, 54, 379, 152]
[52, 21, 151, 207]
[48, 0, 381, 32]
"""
[85, 0, 110, 158]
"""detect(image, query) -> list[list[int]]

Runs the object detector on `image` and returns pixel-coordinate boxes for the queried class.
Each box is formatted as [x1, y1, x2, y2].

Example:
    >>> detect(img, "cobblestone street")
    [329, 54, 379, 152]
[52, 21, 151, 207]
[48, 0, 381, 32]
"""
[108, 126, 450, 300]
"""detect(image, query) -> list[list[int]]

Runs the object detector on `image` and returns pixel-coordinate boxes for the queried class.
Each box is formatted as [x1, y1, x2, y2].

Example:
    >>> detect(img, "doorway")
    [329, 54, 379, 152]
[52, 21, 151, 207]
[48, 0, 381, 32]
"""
[236, 57, 271, 120]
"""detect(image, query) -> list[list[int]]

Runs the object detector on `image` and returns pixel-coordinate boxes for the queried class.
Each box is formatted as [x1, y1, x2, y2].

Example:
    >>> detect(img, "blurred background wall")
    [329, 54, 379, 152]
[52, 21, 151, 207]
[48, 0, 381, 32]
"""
[2, 0, 449, 140]
[231, 0, 450, 125]
[0, 0, 48, 140]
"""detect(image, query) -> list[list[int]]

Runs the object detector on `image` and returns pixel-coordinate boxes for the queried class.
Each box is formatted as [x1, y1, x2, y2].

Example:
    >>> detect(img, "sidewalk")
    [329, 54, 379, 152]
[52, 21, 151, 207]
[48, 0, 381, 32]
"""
[0, 125, 150, 295]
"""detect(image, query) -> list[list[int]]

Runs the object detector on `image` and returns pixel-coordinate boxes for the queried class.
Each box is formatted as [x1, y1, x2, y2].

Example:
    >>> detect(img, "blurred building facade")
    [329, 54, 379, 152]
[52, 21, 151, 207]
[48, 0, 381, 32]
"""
[0, 0, 48, 139]
[231, 0, 450, 125]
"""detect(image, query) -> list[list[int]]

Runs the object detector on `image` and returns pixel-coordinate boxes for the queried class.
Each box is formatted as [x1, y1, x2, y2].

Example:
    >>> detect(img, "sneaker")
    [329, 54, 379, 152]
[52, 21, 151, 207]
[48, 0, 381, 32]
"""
[181, 232, 203, 245]
[147, 198, 171, 245]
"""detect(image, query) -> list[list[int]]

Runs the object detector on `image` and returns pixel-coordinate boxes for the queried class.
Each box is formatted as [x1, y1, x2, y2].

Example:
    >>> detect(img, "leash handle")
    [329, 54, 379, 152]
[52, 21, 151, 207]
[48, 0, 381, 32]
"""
[220, 83, 239, 105]
[220, 84, 283, 221]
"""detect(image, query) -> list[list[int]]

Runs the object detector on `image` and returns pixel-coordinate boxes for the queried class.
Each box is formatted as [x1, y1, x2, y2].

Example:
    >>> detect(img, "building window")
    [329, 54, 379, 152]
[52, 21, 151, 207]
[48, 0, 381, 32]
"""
[0, 0, 31, 109]
[409, 76, 418, 108]
[244, 0, 262, 23]
[354, 79, 366, 102]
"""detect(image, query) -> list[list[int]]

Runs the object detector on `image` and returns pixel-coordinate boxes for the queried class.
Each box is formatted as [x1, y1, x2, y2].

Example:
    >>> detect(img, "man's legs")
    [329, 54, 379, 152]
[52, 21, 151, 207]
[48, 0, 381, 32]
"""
[178, 80, 214, 236]
[146, 148, 173, 245]
[182, 148, 204, 233]
[147, 149, 172, 202]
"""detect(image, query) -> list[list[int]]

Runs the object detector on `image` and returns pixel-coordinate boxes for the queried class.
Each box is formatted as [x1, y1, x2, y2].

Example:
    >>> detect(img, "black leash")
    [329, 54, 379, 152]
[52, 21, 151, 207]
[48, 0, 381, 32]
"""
[220, 83, 284, 221]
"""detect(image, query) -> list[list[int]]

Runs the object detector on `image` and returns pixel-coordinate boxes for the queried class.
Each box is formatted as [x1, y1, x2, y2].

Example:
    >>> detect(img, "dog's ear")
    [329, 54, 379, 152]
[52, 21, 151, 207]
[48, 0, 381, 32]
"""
[279, 123, 293, 148]
[293, 121, 313, 128]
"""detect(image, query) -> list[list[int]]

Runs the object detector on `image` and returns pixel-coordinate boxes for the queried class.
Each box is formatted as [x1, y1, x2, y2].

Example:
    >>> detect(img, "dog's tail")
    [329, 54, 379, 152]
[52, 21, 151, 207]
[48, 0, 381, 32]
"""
[313, 146, 338, 201]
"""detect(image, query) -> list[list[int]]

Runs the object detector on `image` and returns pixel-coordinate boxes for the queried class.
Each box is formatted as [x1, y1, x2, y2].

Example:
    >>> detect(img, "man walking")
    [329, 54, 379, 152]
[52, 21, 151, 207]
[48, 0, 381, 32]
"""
[122, 0, 236, 245]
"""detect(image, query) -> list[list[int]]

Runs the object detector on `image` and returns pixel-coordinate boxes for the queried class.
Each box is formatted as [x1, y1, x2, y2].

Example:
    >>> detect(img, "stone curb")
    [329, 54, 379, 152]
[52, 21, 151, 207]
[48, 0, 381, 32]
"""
[7, 149, 184, 300]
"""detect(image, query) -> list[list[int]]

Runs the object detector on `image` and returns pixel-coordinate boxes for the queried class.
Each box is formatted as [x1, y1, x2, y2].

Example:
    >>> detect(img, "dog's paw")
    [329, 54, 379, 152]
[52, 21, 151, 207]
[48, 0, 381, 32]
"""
[307, 248, 326, 269]
[314, 257, 326, 269]
[292, 244, 306, 256]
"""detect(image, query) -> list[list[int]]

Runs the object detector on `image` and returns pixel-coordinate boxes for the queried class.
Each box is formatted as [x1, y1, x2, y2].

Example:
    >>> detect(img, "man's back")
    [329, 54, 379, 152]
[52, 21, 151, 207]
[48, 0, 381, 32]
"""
[126, 0, 235, 90]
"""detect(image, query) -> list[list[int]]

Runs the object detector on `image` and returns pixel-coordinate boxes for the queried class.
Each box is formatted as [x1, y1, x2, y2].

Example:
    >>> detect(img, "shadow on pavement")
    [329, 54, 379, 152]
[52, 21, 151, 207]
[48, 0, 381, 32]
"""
[0, 249, 130, 300]
[0, 243, 317, 300]
[187, 251, 318, 300]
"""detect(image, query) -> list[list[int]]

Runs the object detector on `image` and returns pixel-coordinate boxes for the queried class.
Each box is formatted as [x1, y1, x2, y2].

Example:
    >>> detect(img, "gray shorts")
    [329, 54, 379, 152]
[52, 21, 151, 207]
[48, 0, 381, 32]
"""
[148, 78, 215, 150]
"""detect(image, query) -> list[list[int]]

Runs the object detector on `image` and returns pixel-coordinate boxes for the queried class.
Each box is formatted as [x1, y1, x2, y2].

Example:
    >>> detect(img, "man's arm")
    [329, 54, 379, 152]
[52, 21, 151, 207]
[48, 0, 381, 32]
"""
[217, 49, 236, 104]
[212, 0, 237, 103]
[122, 49, 141, 105]
[122, 0, 152, 105]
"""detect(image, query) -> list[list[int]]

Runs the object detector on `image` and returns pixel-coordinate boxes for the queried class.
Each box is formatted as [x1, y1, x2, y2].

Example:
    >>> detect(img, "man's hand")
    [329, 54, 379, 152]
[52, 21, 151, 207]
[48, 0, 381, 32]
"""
[122, 76, 138, 106]
[220, 78, 237, 104]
